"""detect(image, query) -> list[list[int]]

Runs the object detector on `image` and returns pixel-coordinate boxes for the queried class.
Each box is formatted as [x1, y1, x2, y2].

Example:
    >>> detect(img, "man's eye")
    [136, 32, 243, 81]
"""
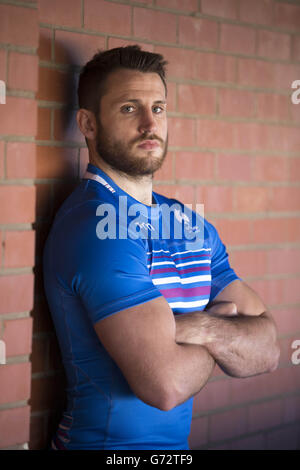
[121, 105, 135, 113]
[153, 106, 164, 114]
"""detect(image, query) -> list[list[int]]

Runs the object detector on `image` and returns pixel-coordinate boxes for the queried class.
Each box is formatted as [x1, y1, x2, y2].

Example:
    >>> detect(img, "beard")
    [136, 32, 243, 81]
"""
[95, 117, 168, 178]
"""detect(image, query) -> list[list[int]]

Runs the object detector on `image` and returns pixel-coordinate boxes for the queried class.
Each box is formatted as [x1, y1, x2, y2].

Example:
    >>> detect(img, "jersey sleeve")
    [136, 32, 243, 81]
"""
[54, 203, 163, 325]
[207, 220, 241, 302]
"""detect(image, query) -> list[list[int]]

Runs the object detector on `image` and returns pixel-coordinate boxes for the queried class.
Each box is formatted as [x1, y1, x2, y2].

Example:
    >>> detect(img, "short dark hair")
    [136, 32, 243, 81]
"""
[77, 45, 168, 115]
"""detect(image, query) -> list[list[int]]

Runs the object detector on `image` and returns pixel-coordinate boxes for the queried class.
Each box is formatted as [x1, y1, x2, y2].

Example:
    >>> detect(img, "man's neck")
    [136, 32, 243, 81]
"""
[89, 157, 154, 206]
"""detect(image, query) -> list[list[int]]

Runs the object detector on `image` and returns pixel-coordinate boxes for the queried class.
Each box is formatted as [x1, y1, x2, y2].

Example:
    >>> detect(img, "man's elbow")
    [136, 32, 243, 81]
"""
[134, 380, 184, 412]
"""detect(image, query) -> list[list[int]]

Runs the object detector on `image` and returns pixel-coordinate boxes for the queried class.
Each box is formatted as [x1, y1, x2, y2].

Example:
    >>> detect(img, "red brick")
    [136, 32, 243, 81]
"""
[289, 158, 300, 182]
[155, 46, 198, 80]
[168, 117, 196, 147]
[248, 400, 282, 432]
[220, 24, 256, 55]
[272, 307, 300, 336]
[0, 97, 37, 137]
[156, 0, 198, 12]
[189, 416, 208, 449]
[55, 30, 105, 66]
[216, 153, 252, 182]
[253, 217, 300, 244]
[212, 218, 252, 246]
[0, 362, 31, 405]
[38, 28, 52, 62]
[249, 278, 284, 306]
[267, 247, 300, 275]
[283, 277, 300, 304]
[175, 152, 215, 181]
[235, 186, 270, 213]
[30, 374, 66, 412]
[37, 67, 72, 103]
[36, 107, 51, 141]
[231, 434, 265, 450]
[292, 35, 300, 61]
[0, 4, 38, 48]
[8, 52, 38, 92]
[0, 274, 34, 315]
[193, 378, 231, 414]
[2, 317, 33, 357]
[6, 142, 36, 179]
[239, 0, 273, 26]
[274, 2, 300, 31]
[0, 406, 30, 448]
[196, 52, 236, 83]
[274, 63, 300, 91]
[266, 424, 300, 450]
[153, 184, 195, 205]
[257, 30, 291, 61]
[0, 48, 6, 82]
[0, 185, 35, 224]
[290, 99, 300, 124]
[196, 119, 235, 149]
[238, 58, 275, 89]
[108, 37, 154, 53]
[178, 16, 218, 49]
[196, 185, 233, 213]
[219, 88, 255, 118]
[283, 395, 300, 424]
[210, 407, 247, 442]
[31, 336, 48, 374]
[177, 84, 216, 115]
[232, 249, 267, 278]
[53, 108, 84, 143]
[134, 8, 177, 44]
[201, 0, 238, 19]
[39, 0, 81, 27]
[35, 183, 52, 220]
[165, 82, 176, 112]
[3, 230, 35, 268]
[36, 146, 78, 179]
[0, 141, 4, 179]
[256, 93, 290, 122]
[271, 187, 300, 212]
[84, 0, 131, 36]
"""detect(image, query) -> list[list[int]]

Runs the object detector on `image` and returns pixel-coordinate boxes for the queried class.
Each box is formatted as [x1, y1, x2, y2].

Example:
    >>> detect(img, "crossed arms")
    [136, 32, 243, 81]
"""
[94, 279, 280, 411]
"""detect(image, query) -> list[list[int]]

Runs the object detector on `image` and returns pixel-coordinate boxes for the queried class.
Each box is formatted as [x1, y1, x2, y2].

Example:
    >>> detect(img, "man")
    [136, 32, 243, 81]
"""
[43, 45, 280, 450]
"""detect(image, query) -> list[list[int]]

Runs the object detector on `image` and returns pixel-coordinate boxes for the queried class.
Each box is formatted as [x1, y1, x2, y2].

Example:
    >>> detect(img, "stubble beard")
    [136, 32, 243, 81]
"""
[95, 117, 168, 179]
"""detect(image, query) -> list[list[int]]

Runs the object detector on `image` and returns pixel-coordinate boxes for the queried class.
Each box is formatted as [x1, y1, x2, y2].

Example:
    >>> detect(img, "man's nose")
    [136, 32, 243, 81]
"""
[138, 108, 157, 135]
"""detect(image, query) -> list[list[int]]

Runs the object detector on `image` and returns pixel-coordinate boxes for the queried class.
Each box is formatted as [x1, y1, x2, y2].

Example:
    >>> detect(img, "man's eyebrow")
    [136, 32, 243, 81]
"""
[113, 98, 167, 105]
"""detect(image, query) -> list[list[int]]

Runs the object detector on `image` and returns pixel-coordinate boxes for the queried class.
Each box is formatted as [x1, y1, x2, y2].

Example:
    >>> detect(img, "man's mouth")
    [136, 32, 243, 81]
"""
[137, 140, 160, 150]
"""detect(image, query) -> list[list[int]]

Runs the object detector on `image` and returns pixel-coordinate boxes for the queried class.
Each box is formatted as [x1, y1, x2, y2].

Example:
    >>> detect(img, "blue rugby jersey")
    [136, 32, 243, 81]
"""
[43, 163, 240, 450]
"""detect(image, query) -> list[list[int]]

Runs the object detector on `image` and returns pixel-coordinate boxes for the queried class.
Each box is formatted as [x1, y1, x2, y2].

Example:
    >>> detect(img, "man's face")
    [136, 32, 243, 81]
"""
[95, 68, 168, 178]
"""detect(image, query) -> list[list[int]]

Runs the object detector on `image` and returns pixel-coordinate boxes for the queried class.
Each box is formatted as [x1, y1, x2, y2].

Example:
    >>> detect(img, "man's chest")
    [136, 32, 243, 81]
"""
[147, 238, 212, 314]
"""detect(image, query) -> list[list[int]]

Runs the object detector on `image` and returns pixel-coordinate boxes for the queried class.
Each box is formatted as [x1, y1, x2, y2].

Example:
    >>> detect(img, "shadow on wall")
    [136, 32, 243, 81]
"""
[29, 32, 86, 449]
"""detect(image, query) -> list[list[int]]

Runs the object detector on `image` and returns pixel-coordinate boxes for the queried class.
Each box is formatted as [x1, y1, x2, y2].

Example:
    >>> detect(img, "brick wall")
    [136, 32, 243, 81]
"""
[0, 0, 299, 450]
[0, 0, 38, 449]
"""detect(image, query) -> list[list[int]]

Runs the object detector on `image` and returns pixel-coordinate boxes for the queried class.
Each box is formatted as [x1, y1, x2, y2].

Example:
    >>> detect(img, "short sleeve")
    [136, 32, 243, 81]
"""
[207, 220, 241, 301]
[54, 203, 163, 325]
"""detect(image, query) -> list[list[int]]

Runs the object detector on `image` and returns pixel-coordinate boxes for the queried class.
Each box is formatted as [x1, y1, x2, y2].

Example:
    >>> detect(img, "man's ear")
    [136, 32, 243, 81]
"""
[76, 109, 97, 140]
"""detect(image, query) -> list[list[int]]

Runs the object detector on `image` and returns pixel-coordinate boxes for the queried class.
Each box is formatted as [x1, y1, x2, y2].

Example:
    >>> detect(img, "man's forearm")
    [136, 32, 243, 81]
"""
[175, 311, 280, 378]
[171, 342, 215, 406]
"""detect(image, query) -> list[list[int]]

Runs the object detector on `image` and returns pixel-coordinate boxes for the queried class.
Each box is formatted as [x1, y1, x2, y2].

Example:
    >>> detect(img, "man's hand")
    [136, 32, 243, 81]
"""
[174, 280, 280, 378]
[205, 300, 238, 317]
